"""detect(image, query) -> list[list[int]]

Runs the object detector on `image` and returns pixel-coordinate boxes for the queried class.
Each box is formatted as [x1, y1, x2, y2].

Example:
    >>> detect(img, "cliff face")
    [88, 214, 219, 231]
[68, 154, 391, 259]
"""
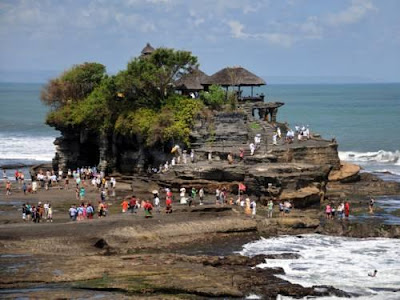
[52, 101, 341, 207]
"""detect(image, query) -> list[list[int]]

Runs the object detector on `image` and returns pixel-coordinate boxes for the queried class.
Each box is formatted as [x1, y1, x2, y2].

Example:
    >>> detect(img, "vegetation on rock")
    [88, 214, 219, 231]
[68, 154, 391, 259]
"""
[42, 47, 231, 147]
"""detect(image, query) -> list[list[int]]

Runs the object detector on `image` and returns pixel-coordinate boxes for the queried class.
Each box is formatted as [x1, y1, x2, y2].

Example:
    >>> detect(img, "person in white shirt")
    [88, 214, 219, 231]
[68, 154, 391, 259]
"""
[249, 143, 256, 155]
[254, 134, 261, 147]
[277, 127, 281, 139]
[250, 199, 257, 218]
[273, 133, 278, 145]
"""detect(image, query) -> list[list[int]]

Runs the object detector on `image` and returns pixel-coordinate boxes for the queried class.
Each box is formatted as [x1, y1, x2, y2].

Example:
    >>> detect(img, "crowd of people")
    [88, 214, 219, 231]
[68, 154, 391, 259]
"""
[21, 202, 53, 223]
[4, 166, 377, 225]
[325, 201, 351, 219]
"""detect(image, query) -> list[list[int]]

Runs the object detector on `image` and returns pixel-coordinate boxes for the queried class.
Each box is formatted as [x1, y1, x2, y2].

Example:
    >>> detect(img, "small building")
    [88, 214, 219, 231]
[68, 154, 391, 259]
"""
[141, 43, 155, 58]
[202, 66, 266, 102]
[175, 68, 209, 96]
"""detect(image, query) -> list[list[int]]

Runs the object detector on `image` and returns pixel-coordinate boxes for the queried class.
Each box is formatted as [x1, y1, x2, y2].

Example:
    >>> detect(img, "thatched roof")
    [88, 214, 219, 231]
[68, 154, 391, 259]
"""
[203, 66, 266, 87]
[141, 43, 155, 56]
[175, 68, 209, 91]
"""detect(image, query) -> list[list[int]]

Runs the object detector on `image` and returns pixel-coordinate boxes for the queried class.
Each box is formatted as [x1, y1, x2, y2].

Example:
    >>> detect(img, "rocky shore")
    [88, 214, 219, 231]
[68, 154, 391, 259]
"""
[1, 173, 399, 299]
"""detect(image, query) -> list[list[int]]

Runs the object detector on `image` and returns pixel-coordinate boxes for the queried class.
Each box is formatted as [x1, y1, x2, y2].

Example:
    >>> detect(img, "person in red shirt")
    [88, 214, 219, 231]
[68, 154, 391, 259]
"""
[121, 199, 129, 213]
[165, 197, 172, 214]
[344, 201, 350, 218]
[129, 196, 137, 214]
[144, 201, 153, 218]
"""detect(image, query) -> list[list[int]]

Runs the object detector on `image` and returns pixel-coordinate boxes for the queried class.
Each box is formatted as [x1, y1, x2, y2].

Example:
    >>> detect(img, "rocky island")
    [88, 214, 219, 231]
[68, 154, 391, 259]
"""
[1, 44, 399, 299]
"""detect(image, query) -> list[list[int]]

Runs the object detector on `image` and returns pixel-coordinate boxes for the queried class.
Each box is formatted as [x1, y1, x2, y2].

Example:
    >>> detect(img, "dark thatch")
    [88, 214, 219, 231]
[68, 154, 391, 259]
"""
[141, 43, 155, 56]
[203, 66, 266, 87]
[175, 68, 209, 91]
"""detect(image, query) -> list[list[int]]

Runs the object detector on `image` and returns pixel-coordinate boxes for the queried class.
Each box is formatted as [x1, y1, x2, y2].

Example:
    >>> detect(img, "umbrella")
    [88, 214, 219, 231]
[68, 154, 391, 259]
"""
[171, 145, 180, 154]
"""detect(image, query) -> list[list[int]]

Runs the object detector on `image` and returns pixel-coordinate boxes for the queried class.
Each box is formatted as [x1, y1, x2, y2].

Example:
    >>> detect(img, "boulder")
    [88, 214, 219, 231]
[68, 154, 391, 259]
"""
[280, 186, 321, 208]
[328, 162, 360, 183]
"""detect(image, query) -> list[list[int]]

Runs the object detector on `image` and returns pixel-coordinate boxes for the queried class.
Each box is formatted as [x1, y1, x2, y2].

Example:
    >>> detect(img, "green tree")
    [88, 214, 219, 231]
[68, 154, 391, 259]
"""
[116, 48, 198, 109]
[41, 62, 106, 108]
[199, 84, 225, 110]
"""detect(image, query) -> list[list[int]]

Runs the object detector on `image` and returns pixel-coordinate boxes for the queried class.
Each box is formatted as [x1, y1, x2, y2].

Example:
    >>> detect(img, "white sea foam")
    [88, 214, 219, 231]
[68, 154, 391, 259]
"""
[240, 234, 400, 299]
[339, 150, 400, 165]
[0, 134, 56, 161]
[339, 150, 400, 180]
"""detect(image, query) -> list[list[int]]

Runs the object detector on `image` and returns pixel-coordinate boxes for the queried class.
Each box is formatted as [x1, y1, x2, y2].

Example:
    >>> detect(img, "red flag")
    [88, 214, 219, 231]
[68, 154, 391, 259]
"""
[239, 183, 246, 191]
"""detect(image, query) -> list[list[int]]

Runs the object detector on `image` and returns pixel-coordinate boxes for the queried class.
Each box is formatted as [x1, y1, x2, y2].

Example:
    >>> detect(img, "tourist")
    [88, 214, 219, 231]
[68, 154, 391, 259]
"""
[254, 134, 261, 147]
[35, 203, 43, 223]
[284, 201, 292, 216]
[272, 133, 278, 145]
[277, 127, 282, 139]
[165, 197, 172, 214]
[87, 203, 94, 219]
[77, 204, 84, 221]
[179, 187, 187, 204]
[199, 188, 204, 205]
[250, 199, 257, 219]
[249, 143, 256, 156]
[153, 193, 160, 213]
[331, 203, 336, 218]
[369, 197, 375, 214]
[22, 182, 27, 195]
[188, 196, 193, 207]
[15, 170, 19, 183]
[22, 204, 27, 222]
[2, 169, 6, 179]
[245, 198, 251, 216]
[25, 203, 31, 221]
[100, 189, 107, 202]
[190, 149, 195, 163]
[325, 203, 332, 219]
[121, 198, 129, 213]
[47, 204, 53, 222]
[227, 153, 234, 164]
[130, 196, 137, 214]
[110, 177, 116, 197]
[44, 202, 49, 219]
[31, 206, 37, 222]
[191, 187, 197, 204]
[183, 150, 187, 164]
[143, 201, 153, 218]
[267, 200, 274, 218]
[344, 201, 350, 218]
[32, 180, 37, 193]
[215, 188, 220, 204]
[239, 148, 244, 161]
[98, 201, 104, 218]
[69, 205, 77, 221]
[278, 202, 283, 217]
[337, 202, 344, 220]
[5, 181, 11, 196]
[79, 186, 86, 201]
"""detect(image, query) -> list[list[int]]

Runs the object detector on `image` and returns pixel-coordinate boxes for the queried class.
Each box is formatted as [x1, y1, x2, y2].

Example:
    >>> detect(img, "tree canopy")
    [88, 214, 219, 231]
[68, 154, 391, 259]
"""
[115, 47, 198, 109]
[43, 47, 205, 147]
[41, 62, 106, 108]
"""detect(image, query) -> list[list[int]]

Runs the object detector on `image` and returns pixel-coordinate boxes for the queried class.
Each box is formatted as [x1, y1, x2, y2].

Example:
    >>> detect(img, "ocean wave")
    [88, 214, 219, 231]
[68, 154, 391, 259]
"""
[339, 150, 400, 165]
[241, 234, 400, 298]
[0, 135, 56, 162]
[374, 169, 400, 176]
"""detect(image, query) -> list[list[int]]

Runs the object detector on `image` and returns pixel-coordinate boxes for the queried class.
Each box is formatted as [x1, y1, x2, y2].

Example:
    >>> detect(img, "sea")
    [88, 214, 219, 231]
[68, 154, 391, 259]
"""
[1, 82, 400, 299]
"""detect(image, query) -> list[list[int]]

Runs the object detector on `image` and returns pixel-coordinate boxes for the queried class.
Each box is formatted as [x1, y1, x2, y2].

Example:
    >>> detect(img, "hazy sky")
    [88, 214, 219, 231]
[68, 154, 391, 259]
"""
[0, 0, 399, 82]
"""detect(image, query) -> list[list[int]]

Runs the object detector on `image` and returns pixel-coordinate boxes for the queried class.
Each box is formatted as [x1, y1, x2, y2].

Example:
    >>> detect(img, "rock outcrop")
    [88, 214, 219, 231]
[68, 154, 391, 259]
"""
[51, 100, 343, 208]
